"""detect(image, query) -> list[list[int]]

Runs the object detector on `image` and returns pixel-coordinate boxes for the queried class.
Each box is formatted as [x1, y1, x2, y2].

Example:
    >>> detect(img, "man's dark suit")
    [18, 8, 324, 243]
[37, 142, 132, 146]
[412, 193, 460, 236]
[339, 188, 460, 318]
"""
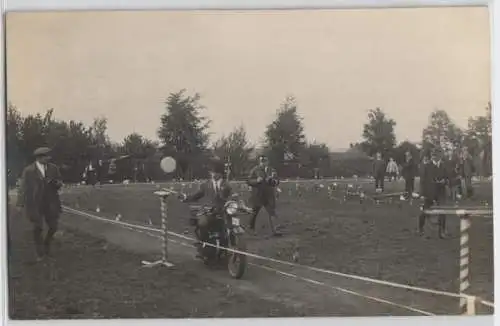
[247, 164, 280, 232]
[418, 159, 448, 237]
[373, 159, 386, 191]
[401, 157, 417, 198]
[185, 179, 232, 213]
[17, 162, 63, 257]
[184, 178, 232, 242]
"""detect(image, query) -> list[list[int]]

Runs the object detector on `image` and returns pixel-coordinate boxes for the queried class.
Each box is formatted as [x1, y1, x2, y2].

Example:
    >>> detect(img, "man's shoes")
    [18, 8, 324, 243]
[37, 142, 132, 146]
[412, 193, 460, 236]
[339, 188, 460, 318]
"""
[439, 232, 448, 239]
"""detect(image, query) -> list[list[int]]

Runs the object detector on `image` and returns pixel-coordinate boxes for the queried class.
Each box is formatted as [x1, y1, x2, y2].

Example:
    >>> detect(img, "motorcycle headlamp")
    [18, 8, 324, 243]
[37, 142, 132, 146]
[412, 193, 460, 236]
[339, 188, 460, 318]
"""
[225, 201, 239, 215]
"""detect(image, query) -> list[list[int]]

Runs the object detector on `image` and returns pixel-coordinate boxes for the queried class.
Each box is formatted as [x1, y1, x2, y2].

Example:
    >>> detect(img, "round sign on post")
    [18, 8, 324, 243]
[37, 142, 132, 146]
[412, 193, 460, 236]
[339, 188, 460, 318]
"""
[160, 156, 176, 173]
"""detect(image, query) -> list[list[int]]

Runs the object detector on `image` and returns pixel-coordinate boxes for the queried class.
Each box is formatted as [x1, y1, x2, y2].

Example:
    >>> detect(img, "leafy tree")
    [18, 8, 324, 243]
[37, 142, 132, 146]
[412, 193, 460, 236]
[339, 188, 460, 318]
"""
[299, 142, 328, 167]
[213, 125, 254, 179]
[6, 103, 24, 177]
[121, 132, 156, 158]
[19, 111, 50, 160]
[7, 105, 96, 181]
[392, 141, 420, 164]
[157, 89, 211, 179]
[360, 107, 397, 157]
[89, 116, 111, 160]
[264, 95, 306, 173]
[299, 142, 330, 178]
[422, 109, 463, 153]
[465, 102, 492, 175]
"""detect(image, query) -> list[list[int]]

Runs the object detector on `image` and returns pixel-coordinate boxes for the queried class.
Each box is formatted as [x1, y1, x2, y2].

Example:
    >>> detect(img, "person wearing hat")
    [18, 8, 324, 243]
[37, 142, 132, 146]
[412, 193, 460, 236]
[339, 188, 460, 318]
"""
[247, 155, 281, 236]
[418, 147, 449, 239]
[16, 147, 63, 261]
[179, 159, 232, 257]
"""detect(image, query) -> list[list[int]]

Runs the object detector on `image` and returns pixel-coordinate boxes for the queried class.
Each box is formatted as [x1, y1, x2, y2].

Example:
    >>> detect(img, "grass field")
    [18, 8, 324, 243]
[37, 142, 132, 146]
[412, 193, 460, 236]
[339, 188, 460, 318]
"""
[10, 178, 493, 318]
[8, 202, 318, 319]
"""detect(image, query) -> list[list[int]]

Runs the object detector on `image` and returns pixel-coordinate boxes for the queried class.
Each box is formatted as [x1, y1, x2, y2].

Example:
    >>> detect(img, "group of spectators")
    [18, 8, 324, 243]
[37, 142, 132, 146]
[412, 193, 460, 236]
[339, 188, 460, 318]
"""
[81, 158, 151, 185]
[372, 147, 476, 201]
[372, 147, 477, 239]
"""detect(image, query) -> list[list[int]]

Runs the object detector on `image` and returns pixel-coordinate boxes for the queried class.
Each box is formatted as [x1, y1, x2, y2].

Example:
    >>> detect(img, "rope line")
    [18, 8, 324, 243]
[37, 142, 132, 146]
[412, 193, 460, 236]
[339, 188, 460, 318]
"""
[62, 205, 494, 306]
[65, 210, 435, 316]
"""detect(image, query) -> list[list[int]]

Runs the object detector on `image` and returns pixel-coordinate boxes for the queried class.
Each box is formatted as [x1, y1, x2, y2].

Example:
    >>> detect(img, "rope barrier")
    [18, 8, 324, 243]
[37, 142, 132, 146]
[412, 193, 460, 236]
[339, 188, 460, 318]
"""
[59, 178, 494, 317]
[119, 215, 495, 317]
[62, 204, 494, 312]
[107, 219, 435, 316]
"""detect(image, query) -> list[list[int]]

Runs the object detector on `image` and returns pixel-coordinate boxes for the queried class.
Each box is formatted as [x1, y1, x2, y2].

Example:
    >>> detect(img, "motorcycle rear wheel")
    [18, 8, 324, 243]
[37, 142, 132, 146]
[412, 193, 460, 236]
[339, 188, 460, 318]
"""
[227, 235, 247, 279]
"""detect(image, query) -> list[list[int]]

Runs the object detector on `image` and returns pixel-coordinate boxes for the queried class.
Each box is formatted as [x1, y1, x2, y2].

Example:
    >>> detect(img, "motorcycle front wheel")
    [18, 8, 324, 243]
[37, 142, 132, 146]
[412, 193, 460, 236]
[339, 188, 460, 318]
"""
[227, 234, 247, 279]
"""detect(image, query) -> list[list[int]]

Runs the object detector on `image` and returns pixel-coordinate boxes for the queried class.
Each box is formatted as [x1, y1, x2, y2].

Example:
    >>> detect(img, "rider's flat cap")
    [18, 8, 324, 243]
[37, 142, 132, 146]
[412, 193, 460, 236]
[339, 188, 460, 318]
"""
[33, 147, 52, 157]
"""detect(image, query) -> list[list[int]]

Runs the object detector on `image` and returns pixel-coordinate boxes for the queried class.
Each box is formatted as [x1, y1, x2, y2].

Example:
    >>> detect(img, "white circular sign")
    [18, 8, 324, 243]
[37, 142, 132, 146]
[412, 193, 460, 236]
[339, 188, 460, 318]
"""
[160, 156, 176, 173]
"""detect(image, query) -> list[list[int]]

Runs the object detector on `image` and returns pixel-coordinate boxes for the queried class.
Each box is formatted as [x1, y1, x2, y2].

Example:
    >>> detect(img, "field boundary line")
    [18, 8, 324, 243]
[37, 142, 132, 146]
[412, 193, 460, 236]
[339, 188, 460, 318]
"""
[423, 209, 492, 217]
[62, 210, 435, 316]
[61, 177, 490, 188]
[62, 205, 493, 307]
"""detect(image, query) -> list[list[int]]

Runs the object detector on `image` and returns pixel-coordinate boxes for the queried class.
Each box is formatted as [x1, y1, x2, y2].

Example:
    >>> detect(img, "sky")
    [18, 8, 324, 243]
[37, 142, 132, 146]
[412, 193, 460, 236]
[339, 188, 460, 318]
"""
[6, 7, 490, 151]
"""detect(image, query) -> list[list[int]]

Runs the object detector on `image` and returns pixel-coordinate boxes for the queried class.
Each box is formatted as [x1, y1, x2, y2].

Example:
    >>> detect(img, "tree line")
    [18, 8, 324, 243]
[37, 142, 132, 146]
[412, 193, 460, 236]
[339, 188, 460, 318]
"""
[6, 89, 492, 183]
[354, 103, 492, 176]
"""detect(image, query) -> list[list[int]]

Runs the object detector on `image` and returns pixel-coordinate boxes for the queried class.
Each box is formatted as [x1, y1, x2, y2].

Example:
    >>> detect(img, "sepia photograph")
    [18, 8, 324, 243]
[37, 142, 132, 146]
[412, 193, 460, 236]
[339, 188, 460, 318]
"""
[3, 6, 494, 320]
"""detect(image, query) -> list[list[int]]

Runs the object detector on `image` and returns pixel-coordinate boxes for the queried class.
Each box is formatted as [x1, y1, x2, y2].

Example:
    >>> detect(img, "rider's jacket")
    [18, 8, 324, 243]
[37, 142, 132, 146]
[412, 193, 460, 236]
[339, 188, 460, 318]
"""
[184, 178, 232, 214]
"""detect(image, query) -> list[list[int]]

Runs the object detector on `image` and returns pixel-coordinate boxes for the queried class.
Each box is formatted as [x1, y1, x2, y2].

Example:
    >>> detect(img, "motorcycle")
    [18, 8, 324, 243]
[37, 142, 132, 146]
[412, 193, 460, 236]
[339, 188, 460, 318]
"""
[186, 193, 252, 279]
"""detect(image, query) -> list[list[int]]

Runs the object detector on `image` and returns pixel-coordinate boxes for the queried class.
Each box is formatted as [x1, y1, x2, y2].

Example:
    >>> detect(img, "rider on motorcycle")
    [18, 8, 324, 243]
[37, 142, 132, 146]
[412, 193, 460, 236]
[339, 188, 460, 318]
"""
[179, 159, 232, 257]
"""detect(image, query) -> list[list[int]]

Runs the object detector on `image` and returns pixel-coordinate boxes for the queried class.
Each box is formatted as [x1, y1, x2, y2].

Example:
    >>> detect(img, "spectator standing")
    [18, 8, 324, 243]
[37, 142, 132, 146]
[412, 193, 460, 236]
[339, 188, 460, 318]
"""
[247, 155, 281, 236]
[386, 157, 399, 181]
[401, 151, 417, 199]
[16, 147, 64, 261]
[372, 152, 386, 192]
[418, 148, 449, 239]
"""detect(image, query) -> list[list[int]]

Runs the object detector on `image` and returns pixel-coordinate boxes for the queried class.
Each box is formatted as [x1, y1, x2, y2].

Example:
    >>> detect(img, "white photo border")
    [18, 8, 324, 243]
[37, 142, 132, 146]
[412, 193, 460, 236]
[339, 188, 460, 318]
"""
[0, 1, 497, 326]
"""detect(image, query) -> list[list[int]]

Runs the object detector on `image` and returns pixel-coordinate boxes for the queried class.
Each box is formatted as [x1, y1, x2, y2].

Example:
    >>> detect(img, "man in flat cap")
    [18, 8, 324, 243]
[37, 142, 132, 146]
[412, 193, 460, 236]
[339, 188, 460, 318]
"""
[247, 155, 282, 236]
[16, 147, 63, 261]
[418, 147, 449, 239]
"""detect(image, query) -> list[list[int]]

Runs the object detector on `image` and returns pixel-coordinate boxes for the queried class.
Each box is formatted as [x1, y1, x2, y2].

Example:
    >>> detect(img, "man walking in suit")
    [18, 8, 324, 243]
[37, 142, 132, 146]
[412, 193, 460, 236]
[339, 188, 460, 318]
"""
[247, 155, 281, 236]
[180, 160, 232, 257]
[401, 151, 417, 199]
[418, 148, 449, 239]
[16, 147, 63, 261]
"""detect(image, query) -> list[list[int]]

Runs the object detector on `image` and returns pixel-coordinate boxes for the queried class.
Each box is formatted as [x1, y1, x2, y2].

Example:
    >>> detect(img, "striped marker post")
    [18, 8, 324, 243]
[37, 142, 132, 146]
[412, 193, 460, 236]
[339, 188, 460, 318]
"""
[459, 213, 471, 315]
[424, 207, 493, 315]
[142, 190, 174, 268]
